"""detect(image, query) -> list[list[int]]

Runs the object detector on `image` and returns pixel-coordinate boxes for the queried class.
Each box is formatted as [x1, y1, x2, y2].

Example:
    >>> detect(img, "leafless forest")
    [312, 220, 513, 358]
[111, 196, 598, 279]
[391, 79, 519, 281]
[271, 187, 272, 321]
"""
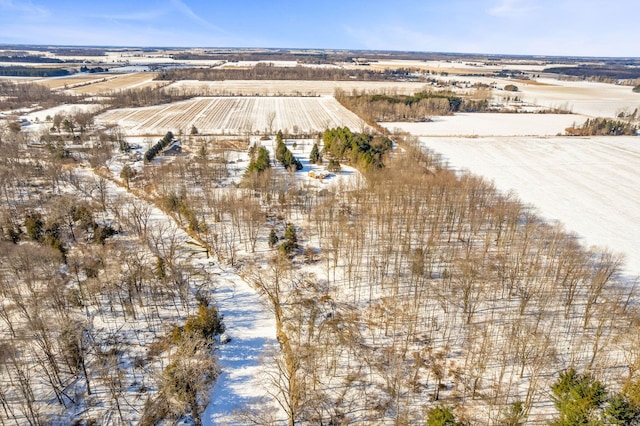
[1, 48, 640, 425]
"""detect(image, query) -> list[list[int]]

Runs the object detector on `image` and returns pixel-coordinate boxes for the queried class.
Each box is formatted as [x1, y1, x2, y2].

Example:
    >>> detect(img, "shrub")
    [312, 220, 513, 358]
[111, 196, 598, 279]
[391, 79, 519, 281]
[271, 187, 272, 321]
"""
[173, 304, 225, 343]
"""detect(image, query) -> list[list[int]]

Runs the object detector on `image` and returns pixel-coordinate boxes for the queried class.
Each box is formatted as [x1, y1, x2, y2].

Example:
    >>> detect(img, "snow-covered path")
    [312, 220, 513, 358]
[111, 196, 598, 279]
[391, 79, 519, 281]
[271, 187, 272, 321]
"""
[81, 168, 278, 424]
[203, 275, 279, 424]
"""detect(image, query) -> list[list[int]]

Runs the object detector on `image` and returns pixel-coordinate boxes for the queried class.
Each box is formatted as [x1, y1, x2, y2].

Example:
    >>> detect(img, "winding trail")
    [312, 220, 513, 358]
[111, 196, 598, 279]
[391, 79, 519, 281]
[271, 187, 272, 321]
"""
[81, 167, 279, 424]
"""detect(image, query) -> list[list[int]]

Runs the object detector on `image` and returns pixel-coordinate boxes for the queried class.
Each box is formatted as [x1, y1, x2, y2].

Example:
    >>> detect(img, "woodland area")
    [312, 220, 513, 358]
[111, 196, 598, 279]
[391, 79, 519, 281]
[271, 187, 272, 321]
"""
[1, 56, 640, 424]
[334, 88, 492, 123]
[0, 120, 227, 425]
[0, 81, 80, 110]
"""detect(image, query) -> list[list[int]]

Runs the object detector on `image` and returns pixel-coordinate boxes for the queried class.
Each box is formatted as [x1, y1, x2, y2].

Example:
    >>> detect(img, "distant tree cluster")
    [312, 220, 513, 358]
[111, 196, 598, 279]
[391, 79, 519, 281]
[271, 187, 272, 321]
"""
[334, 88, 488, 123]
[545, 64, 640, 80]
[275, 130, 303, 171]
[322, 127, 392, 168]
[109, 86, 191, 109]
[0, 54, 65, 63]
[80, 65, 108, 73]
[565, 117, 637, 136]
[144, 131, 175, 162]
[0, 66, 70, 77]
[0, 81, 79, 110]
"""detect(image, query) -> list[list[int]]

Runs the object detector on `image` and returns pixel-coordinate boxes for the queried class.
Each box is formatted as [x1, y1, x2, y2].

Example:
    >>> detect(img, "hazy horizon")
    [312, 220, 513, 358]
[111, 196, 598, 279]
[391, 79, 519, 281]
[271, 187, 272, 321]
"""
[1, 0, 639, 57]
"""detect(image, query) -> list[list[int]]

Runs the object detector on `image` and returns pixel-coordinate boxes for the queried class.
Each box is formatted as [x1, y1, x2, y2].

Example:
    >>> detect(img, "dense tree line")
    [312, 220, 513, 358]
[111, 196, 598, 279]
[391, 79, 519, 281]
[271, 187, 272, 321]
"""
[79, 65, 108, 73]
[0, 54, 65, 63]
[545, 64, 640, 80]
[565, 117, 637, 136]
[155, 63, 425, 82]
[144, 131, 175, 162]
[109, 86, 191, 109]
[0, 66, 70, 77]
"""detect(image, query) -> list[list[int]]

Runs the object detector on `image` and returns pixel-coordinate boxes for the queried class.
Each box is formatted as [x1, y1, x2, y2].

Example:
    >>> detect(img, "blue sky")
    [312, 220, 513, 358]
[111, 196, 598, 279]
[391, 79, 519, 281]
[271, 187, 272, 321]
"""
[0, 0, 638, 57]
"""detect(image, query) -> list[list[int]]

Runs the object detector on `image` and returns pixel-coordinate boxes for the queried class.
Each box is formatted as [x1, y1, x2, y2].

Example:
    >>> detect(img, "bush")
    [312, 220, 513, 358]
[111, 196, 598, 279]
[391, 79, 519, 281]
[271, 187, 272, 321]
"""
[504, 84, 519, 92]
[426, 405, 458, 426]
[173, 304, 225, 343]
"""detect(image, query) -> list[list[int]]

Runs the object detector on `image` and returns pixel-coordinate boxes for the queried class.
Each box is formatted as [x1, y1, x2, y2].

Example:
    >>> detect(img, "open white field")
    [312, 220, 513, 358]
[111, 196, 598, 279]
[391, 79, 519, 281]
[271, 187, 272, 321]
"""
[166, 79, 430, 96]
[514, 78, 640, 118]
[96, 95, 367, 135]
[343, 59, 556, 74]
[411, 135, 640, 278]
[383, 112, 587, 137]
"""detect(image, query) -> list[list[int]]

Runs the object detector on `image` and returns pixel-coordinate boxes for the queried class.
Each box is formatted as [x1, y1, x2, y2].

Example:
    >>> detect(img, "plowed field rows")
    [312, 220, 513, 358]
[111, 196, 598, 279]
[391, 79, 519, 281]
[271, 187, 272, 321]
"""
[96, 96, 366, 135]
[70, 72, 162, 95]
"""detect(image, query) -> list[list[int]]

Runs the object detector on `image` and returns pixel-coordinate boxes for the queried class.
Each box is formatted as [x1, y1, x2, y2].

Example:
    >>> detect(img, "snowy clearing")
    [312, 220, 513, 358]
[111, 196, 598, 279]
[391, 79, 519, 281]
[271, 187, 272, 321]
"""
[515, 78, 640, 118]
[383, 113, 586, 137]
[20, 103, 102, 123]
[403, 134, 640, 278]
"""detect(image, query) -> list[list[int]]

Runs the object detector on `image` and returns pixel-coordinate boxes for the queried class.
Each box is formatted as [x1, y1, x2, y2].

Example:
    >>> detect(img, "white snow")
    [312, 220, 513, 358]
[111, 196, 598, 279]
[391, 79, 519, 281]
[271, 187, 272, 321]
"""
[384, 113, 586, 137]
[403, 134, 640, 279]
[517, 78, 640, 118]
[203, 272, 279, 424]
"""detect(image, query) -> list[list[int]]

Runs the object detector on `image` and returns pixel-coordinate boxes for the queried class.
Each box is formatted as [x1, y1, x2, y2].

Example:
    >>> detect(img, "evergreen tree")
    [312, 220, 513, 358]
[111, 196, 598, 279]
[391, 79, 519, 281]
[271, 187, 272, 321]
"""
[279, 223, 298, 255]
[426, 405, 458, 426]
[24, 212, 44, 241]
[550, 368, 607, 425]
[309, 143, 322, 164]
[327, 159, 341, 172]
[268, 229, 278, 248]
[246, 146, 271, 174]
[284, 223, 297, 244]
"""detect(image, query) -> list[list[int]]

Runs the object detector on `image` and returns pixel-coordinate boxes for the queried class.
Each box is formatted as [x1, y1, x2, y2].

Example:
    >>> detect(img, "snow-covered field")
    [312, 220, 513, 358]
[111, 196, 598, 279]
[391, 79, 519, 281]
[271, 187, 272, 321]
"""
[384, 113, 586, 137]
[514, 78, 640, 118]
[397, 133, 640, 278]
[97, 96, 367, 135]
[20, 103, 102, 123]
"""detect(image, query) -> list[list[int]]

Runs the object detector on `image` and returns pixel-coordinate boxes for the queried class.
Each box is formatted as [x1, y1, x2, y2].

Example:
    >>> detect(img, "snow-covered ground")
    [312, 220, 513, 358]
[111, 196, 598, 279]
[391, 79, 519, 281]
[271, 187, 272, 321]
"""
[395, 134, 640, 279]
[90, 167, 283, 423]
[384, 113, 586, 137]
[516, 78, 640, 118]
[24, 103, 102, 120]
[203, 272, 279, 424]
[96, 96, 368, 136]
